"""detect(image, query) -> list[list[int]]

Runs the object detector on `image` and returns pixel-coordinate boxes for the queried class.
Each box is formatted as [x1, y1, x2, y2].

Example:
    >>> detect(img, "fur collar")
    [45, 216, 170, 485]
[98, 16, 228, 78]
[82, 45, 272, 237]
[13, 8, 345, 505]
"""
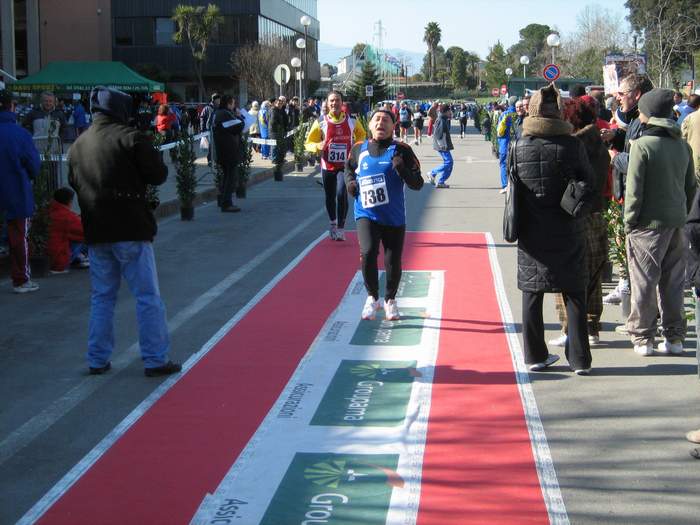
[522, 117, 573, 137]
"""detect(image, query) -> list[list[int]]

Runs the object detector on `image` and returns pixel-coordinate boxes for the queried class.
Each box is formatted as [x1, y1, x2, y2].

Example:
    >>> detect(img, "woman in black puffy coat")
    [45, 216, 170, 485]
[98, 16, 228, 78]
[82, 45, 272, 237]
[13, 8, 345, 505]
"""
[510, 84, 595, 374]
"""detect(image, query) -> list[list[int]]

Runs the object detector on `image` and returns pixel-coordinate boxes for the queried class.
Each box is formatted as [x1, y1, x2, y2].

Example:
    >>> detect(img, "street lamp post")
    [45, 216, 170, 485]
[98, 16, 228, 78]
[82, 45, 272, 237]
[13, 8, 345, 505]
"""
[291, 57, 302, 98]
[300, 15, 311, 100]
[546, 33, 561, 65]
[520, 56, 530, 97]
[295, 37, 306, 100]
[505, 67, 513, 96]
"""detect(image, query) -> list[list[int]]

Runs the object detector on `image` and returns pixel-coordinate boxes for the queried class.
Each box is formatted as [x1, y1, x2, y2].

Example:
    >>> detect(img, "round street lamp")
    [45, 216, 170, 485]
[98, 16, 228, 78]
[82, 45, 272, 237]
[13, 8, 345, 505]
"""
[505, 67, 513, 95]
[300, 15, 312, 102]
[296, 38, 306, 99]
[291, 57, 302, 98]
[546, 33, 561, 64]
[520, 55, 530, 79]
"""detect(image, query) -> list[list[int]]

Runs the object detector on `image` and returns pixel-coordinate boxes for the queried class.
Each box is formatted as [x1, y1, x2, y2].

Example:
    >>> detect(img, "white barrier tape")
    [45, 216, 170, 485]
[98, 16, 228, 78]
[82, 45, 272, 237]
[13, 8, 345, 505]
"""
[40, 129, 300, 161]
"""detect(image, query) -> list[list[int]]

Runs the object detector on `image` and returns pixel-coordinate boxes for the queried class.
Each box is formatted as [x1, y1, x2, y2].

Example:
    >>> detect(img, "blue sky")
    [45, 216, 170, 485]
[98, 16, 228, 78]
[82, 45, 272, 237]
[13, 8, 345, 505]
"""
[317, 0, 631, 59]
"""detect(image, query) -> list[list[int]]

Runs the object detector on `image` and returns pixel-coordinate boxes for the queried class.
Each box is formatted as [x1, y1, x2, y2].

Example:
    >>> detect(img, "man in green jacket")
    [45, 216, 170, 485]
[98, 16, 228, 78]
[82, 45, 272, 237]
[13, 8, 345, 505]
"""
[624, 88, 697, 357]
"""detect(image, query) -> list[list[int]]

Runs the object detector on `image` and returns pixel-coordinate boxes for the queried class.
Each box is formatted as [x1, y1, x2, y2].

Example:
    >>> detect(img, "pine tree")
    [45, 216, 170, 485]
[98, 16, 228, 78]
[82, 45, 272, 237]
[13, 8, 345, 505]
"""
[346, 61, 388, 102]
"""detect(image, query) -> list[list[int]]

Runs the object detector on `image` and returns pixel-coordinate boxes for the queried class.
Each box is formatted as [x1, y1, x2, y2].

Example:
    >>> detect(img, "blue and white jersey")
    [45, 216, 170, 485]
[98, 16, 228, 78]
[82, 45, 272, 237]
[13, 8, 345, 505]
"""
[353, 141, 406, 227]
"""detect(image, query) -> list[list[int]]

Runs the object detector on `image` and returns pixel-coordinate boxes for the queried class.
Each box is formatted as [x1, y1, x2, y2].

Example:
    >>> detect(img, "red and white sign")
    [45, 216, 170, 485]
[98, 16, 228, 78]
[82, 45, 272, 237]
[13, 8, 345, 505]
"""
[542, 63, 561, 82]
[500, 84, 508, 95]
[491, 88, 499, 97]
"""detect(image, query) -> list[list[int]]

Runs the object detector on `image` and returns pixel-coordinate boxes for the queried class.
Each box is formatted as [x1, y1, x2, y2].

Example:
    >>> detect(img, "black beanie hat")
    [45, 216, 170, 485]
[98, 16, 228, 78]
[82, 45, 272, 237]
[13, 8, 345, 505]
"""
[638, 88, 675, 119]
[90, 86, 132, 123]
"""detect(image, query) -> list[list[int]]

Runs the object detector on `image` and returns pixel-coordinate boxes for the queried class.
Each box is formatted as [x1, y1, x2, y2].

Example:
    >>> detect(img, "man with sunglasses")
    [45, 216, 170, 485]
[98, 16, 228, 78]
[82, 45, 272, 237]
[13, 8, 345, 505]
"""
[600, 73, 653, 306]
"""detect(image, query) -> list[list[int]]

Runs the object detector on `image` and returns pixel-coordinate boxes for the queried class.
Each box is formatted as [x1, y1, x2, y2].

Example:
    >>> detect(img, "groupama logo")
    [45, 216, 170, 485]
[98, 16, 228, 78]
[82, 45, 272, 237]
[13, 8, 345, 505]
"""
[304, 459, 404, 489]
[350, 363, 422, 380]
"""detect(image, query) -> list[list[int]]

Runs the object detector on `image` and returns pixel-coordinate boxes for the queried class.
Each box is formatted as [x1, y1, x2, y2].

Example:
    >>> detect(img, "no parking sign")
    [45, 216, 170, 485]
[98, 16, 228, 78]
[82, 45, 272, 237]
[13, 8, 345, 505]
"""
[543, 64, 561, 82]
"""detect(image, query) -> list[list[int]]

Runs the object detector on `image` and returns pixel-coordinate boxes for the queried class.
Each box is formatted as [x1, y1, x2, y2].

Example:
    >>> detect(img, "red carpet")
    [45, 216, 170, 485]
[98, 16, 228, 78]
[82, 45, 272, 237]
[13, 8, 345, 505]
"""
[35, 233, 550, 525]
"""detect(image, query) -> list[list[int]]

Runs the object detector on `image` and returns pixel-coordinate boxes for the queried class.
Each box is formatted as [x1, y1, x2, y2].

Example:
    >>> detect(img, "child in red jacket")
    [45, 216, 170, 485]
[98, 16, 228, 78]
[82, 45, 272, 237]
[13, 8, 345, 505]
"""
[47, 187, 88, 273]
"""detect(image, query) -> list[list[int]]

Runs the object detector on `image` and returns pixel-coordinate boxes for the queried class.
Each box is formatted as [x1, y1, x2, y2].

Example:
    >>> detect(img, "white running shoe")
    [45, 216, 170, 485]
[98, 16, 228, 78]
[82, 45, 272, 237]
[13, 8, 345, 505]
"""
[335, 228, 346, 241]
[548, 334, 568, 347]
[588, 335, 600, 346]
[499, 188, 507, 194]
[384, 299, 400, 321]
[361, 296, 381, 320]
[529, 354, 560, 371]
[329, 223, 338, 241]
[657, 340, 684, 355]
[13, 280, 40, 294]
[602, 288, 622, 305]
[427, 173, 435, 184]
[634, 343, 654, 356]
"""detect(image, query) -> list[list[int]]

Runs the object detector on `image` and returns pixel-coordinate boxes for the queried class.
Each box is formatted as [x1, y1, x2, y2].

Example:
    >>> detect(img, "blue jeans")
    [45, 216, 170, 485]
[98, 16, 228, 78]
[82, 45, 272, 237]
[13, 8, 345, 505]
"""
[87, 242, 170, 369]
[498, 138, 509, 189]
[260, 127, 270, 158]
[432, 150, 453, 184]
[70, 241, 85, 262]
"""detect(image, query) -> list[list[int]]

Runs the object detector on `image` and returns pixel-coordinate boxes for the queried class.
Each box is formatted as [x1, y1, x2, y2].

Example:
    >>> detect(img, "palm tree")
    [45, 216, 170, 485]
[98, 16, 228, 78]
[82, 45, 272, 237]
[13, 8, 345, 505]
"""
[172, 3, 223, 101]
[423, 22, 442, 82]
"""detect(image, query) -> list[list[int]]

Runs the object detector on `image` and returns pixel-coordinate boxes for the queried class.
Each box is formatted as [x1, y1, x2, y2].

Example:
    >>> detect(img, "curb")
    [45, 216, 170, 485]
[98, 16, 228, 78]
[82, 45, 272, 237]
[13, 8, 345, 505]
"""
[154, 161, 296, 220]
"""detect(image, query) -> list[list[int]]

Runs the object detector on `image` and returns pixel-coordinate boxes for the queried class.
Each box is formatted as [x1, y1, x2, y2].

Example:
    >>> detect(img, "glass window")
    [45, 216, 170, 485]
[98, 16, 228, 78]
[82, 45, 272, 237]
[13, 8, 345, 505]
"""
[114, 18, 133, 46]
[283, 0, 317, 18]
[156, 18, 175, 46]
[212, 16, 240, 44]
[133, 18, 154, 46]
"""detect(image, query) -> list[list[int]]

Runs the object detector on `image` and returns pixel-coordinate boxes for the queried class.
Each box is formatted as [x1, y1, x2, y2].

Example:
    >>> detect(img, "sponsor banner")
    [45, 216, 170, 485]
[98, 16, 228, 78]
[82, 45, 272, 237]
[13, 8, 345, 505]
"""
[310, 360, 419, 427]
[260, 453, 400, 525]
[350, 308, 427, 347]
[380, 271, 431, 298]
[189, 270, 444, 525]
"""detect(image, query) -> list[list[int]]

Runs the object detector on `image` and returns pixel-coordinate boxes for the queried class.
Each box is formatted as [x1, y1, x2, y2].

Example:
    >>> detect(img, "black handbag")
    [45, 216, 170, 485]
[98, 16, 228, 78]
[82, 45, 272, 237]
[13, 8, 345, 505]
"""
[503, 141, 519, 243]
[560, 178, 592, 218]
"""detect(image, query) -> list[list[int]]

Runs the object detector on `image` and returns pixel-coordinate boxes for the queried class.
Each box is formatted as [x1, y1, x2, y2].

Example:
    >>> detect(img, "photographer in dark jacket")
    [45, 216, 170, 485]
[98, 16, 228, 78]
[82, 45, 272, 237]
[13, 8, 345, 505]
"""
[211, 95, 245, 212]
[510, 83, 595, 375]
[68, 86, 180, 378]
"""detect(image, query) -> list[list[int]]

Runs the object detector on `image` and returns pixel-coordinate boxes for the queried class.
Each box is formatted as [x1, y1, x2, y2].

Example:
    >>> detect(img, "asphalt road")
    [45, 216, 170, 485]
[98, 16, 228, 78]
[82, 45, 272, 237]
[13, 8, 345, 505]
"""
[1, 123, 699, 524]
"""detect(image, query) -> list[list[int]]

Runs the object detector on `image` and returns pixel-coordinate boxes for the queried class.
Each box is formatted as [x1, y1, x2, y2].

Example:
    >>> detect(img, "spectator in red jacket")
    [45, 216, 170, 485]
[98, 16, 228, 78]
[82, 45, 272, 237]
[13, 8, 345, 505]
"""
[47, 187, 88, 273]
[155, 104, 177, 140]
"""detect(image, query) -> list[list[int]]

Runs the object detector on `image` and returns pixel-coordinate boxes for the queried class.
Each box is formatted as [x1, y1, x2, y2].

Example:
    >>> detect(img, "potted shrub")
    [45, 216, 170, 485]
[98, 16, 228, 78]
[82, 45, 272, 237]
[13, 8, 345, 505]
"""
[293, 122, 309, 172]
[146, 132, 165, 210]
[235, 134, 253, 199]
[604, 200, 631, 317]
[27, 133, 57, 277]
[172, 131, 197, 220]
[271, 117, 287, 181]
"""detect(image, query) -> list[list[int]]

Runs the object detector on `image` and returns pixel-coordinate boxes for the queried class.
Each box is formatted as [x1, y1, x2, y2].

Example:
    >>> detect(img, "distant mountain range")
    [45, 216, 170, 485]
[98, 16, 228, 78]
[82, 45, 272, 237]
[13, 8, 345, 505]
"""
[319, 42, 425, 72]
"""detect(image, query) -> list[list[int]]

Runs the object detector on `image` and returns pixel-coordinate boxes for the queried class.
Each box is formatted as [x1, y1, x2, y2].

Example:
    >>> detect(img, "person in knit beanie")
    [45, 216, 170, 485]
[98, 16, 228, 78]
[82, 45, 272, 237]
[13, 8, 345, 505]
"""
[508, 82, 595, 375]
[623, 87, 696, 358]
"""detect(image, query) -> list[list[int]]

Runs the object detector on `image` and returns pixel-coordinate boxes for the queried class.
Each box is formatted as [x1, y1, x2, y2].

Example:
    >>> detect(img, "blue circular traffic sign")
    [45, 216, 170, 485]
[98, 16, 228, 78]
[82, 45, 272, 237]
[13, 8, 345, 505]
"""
[543, 64, 561, 82]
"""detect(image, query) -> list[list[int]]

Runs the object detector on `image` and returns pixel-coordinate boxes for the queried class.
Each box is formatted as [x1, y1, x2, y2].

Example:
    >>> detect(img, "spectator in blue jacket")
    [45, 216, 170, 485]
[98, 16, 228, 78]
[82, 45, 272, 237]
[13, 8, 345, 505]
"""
[496, 96, 518, 193]
[0, 90, 42, 293]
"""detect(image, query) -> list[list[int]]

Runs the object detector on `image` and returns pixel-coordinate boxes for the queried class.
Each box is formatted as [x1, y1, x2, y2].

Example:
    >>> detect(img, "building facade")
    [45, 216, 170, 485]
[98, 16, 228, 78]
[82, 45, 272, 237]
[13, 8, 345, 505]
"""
[111, 0, 320, 101]
[1, 0, 319, 102]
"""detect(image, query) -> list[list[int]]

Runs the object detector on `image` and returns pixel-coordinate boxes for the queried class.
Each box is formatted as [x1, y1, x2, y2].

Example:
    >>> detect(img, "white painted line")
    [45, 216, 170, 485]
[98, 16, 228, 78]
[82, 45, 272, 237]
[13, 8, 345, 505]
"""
[16, 225, 328, 525]
[2, 209, 325, 470]
[484, 232, 570, 525]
